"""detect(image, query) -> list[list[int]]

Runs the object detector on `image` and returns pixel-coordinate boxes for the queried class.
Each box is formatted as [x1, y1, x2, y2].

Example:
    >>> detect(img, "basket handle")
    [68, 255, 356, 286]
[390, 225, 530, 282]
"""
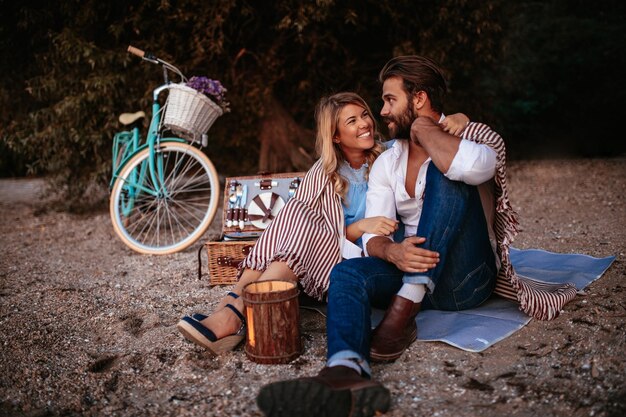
[197, 244, 205, 280]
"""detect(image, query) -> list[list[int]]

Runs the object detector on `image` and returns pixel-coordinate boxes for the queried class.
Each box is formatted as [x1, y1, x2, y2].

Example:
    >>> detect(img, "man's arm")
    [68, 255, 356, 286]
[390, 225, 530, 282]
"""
[411, 116, 461, 174]
[411, 116, 497, 185]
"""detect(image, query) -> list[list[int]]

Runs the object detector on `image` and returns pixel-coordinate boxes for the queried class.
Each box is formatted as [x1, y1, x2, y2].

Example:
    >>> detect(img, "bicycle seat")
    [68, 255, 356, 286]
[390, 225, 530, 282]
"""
[119, 111, 146, 126]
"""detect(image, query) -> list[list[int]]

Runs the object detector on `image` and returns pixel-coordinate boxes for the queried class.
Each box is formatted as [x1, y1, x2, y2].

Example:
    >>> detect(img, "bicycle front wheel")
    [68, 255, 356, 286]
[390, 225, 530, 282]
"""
[110, 142, 219, 254]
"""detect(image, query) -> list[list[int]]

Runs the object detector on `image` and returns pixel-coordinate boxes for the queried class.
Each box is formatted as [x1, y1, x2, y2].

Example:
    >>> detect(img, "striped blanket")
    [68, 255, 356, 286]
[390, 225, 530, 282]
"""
[462, 122, 577, 320]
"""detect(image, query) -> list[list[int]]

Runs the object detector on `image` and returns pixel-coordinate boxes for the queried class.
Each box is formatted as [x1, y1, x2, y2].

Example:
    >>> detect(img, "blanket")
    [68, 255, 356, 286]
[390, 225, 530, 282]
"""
[302, 248, 616, 352]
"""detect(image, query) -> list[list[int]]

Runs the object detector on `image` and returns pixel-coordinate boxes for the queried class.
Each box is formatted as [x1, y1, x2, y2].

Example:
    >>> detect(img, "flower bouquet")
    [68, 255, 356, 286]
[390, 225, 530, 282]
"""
[163, 76, 230, 141]
[186, 76, 231, 113]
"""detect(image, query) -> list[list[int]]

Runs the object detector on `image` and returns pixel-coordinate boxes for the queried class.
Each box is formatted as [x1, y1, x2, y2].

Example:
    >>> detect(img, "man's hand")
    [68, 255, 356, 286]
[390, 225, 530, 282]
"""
[409, 116, 461, 174]
[410, 116, 440, 146]
[383, 236, 439, 273]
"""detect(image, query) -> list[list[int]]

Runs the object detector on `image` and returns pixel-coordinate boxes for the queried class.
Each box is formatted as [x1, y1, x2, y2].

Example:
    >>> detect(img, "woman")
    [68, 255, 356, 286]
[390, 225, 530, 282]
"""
[177, 92, 468, 354]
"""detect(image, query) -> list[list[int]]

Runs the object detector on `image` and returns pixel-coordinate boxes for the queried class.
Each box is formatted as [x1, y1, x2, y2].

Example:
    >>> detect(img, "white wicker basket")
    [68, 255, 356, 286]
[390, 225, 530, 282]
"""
[163, 83, 223, 141]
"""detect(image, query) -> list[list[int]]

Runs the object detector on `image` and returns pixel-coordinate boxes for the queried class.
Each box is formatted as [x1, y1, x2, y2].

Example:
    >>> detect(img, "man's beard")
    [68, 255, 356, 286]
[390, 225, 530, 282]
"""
[384, 105, 416, 139]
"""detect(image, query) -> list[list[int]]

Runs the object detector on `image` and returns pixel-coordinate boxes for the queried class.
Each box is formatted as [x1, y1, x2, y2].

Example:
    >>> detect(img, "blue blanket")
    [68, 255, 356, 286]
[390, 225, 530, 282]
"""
[302, 248, 615, 352]
[408, 248, 616, 352]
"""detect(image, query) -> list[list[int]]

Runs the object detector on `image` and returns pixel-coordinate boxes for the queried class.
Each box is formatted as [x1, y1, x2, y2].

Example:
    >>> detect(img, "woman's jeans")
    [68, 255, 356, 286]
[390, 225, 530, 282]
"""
[327, 163, 496, 371]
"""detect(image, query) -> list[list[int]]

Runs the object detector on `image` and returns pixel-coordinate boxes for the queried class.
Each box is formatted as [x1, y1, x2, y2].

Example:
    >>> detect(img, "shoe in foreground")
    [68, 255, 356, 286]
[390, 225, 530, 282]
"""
[256, 365, 390, 417]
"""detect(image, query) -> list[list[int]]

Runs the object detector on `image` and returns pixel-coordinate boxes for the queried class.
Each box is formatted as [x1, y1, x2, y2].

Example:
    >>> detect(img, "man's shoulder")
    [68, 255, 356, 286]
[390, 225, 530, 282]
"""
[371, 140, 401, 171]
[381, 138, 396, 150]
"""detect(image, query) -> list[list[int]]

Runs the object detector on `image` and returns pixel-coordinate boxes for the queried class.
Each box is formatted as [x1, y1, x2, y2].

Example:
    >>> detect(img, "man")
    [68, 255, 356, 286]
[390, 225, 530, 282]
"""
[255, 55, 512, 417]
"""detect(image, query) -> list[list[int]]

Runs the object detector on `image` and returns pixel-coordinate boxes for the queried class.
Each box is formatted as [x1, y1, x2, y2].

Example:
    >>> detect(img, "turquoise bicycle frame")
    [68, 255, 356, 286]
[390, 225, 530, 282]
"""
[110, 85, 186, 217]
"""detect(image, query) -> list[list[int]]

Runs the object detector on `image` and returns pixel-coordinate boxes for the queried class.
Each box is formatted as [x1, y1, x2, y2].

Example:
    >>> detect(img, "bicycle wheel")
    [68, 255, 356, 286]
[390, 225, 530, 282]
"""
[110, 141, 219, 254]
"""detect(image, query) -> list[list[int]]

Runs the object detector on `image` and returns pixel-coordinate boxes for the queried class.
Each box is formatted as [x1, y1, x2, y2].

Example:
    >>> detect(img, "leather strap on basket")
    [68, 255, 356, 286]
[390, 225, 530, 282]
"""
[217, 256, 243, 268]
[197, 244, 254, 280]
[249, 193, 279, 222]
[217, 244, 253, 268]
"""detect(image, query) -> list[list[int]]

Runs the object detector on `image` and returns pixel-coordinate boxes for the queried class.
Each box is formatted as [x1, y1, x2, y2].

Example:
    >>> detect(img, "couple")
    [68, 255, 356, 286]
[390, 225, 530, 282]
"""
[179, 55, 510, 416]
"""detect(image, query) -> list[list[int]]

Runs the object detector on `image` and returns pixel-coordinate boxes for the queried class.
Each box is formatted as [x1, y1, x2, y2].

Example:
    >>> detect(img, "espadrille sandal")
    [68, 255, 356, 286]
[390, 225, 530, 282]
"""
[189, 291, 240, 321]
[191, 312, 208, 321]
[177, 293, 246, 355]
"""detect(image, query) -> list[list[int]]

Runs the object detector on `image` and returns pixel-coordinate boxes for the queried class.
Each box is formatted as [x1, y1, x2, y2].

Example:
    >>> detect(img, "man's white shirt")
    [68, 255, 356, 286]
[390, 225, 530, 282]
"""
[362, 120, 497, 256]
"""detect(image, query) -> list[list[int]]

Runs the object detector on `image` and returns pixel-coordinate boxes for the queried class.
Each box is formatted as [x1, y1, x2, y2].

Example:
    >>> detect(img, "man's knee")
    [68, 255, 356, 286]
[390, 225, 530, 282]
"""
[425, 163, 472, 200]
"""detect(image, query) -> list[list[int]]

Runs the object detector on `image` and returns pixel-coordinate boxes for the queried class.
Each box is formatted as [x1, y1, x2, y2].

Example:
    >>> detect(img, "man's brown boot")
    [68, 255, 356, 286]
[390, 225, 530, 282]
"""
[256, 365, 390, 417]
[370, 295, 421, 362]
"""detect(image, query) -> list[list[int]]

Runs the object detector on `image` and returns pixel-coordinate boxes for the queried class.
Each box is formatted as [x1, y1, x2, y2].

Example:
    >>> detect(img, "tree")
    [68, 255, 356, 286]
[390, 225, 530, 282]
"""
[1, 0, 511, 210]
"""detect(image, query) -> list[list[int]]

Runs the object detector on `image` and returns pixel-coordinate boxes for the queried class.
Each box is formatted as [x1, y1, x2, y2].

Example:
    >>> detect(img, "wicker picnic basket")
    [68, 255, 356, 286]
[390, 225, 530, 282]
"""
[203, 241, 255, 285]
[163, 83, 223, 141]
[199, 172, 305, 285]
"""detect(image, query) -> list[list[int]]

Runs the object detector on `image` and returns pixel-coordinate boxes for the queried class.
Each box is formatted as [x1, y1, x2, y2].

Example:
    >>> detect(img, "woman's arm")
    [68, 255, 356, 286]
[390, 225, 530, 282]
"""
[346, 216, 398, 242]
[440, 113, 470, 136]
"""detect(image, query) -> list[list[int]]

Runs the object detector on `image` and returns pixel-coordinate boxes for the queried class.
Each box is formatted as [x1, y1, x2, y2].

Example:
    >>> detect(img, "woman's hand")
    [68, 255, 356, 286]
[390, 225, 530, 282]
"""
[347, 216, 398, 242]
[440, 113, 469, 136]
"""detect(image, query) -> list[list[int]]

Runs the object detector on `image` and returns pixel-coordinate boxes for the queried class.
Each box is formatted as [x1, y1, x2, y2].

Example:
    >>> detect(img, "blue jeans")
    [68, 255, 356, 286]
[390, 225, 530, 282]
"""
[327, 163, 496, 370]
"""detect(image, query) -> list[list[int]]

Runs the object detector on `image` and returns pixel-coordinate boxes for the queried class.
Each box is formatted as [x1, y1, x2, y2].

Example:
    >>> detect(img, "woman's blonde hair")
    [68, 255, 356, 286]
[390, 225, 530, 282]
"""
[314, 92, 385, 201]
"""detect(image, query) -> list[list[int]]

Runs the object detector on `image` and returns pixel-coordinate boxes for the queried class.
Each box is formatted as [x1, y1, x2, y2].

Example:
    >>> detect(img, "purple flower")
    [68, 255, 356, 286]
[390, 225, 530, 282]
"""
[186, 76, 231, 112]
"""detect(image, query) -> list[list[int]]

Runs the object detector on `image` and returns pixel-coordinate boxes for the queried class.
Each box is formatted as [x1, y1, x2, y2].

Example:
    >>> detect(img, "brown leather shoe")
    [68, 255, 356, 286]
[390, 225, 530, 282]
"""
[370, 295, 421, 362]
[256, 365, 390, 417]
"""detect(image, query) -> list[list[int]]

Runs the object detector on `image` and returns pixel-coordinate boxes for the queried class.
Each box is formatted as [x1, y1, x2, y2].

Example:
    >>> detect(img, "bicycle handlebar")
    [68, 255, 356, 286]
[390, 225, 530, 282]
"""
[126, 45, 186, 82]
[127, 45, 145, 58]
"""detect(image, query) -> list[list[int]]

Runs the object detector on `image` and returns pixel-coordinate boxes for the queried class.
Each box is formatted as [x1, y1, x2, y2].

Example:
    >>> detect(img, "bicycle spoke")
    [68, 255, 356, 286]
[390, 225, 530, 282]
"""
[123, 178, 161, 243]
[128, 199, 159, 242]
[161, 148, 196, 191]
[162, 198, 189, 245]
[165, 198, 207, 229]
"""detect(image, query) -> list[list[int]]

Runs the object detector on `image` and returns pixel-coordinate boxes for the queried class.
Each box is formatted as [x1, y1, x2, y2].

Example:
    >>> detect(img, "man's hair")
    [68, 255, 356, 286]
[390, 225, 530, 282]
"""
[378, 55, 447, 113]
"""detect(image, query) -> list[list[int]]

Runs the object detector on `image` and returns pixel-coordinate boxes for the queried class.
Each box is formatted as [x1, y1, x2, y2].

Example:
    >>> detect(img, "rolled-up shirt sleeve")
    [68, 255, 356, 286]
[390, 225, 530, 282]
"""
[362, 157, 396, 256]
[445, 140, 497, 185]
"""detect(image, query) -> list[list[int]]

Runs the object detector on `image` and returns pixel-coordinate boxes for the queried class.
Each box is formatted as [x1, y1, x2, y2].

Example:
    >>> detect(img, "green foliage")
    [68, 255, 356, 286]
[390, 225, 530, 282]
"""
[2, 0, 624, 210]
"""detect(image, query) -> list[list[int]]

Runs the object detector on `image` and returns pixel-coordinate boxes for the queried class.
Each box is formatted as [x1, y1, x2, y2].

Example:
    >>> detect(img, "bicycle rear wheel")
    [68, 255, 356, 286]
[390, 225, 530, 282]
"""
[110, 141, 219, 254]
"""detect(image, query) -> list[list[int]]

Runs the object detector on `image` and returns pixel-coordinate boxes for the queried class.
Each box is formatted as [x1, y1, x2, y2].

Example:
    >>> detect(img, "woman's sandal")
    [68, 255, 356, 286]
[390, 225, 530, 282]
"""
[177, 292, 246, 355]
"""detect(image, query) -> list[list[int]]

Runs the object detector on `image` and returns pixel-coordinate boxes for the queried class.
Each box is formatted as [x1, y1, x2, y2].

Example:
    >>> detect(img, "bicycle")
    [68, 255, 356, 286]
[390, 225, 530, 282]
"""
[109, 46, 221, 255]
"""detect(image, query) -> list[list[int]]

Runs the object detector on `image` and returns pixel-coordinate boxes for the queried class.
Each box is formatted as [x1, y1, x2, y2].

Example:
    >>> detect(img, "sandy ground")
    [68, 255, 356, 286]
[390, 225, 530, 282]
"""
[0, 158, 625, 417]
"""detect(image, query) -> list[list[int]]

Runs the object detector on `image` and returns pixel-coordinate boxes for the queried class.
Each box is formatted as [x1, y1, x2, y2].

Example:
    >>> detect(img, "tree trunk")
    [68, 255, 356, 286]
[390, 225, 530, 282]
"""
[258, 96, 315, 173]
